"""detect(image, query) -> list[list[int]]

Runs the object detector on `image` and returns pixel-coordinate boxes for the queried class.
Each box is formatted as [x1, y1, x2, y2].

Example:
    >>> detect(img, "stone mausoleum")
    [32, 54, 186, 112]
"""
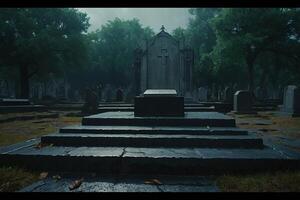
[133, 25, 194, 98]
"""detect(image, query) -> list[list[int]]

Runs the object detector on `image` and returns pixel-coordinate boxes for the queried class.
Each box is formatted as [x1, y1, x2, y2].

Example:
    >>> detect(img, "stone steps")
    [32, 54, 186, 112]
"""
[1, 145, 299, 175]
[60, 126, 248, 135]
[82, 112, 236, 127]
[41, 133, 263, 148]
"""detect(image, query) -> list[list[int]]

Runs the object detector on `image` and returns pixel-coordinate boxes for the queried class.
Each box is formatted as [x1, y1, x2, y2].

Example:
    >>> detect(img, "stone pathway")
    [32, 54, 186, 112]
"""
[19, 174, 219, 192]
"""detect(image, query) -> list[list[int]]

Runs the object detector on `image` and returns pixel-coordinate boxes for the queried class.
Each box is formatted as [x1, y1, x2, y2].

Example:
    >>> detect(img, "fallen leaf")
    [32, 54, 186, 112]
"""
[34, 142, 42, 149]
[69, 178, 84, 190]
[39, 172, 48, 179]
[144, 179, 162, 185]
[34, 142, 53, 149]
[52, 175, 61, 181]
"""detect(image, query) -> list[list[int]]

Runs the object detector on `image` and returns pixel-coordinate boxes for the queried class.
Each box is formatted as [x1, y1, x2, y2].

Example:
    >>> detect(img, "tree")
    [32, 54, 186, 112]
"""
[183, 8, 221, 88]
[87, 18, 154, 88]
[0, 8, 90, 98]
[211, 8, 300, 94]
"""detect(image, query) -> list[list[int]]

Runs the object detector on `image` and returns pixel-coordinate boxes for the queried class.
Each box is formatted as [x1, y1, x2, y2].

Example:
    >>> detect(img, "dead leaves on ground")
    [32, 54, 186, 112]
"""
[34, 142, 53, 149]
[69, 178, 84, 191]
[52, 175, 61, 181]
[144, 179, 162, 185]
[39, 172, 48, 179]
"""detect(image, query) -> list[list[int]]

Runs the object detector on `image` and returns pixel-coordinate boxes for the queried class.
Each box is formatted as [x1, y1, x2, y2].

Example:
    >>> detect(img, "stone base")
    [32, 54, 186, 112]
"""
[134, 96, 184, 117]
[1, 144, 299, 175]
[82, 112, 236, 127]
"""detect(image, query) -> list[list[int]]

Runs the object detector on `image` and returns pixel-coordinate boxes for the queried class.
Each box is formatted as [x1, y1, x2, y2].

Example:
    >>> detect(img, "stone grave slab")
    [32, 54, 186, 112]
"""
[143, 89, 177, 97]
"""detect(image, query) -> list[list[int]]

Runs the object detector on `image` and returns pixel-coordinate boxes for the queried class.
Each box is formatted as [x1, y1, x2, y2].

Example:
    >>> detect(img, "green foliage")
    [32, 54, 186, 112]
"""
[85, 18, 154, 87]
[0, 8, 90, 97]
[211, 8, 300, 90]
[177, 8, 300, 90]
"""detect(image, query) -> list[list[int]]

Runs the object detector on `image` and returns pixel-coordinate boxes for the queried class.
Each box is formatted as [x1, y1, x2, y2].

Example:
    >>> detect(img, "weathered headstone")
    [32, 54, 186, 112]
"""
[116, 88, 124, 102]
[255, 86, 268, 101]
[198, 87, 208, 102]
[281, 85, 300, 117]
[224, 87, 233, 103]
[217, 87, 223, 101]
[82, 88, 98, 114]
[233, 90, 256, 114]
[104, 84, 113, 102]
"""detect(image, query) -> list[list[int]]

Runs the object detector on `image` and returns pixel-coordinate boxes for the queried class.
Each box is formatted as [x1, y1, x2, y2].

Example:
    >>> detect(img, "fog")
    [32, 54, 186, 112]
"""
[77, 8, 191, 33]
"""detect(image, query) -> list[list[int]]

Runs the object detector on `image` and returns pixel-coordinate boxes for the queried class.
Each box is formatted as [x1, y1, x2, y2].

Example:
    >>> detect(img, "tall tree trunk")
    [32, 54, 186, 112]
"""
[19, 65, 30, 99]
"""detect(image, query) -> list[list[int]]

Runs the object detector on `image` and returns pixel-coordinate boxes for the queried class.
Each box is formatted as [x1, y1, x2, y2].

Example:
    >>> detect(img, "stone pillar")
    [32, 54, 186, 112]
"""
[234, 90, 256, 114]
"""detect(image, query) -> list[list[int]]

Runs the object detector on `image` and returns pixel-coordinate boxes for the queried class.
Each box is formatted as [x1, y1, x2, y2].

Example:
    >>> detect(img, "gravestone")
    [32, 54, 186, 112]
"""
[282, 85, 300, 117]
[255, 86, 268, 101]
[116, 88, 124, 102]
[224, 87, 233, 103]
[217, 87, 223, 101]
[233, 90, 256, 114]
[82, 88, 98, 114]
[198, 87, 208, 102]
[135, 25, 193, 98]
[104, 84, 113, 102]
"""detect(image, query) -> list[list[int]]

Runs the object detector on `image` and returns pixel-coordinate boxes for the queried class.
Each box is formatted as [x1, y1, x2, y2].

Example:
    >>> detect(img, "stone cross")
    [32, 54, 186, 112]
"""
[157, 49, 168, 65]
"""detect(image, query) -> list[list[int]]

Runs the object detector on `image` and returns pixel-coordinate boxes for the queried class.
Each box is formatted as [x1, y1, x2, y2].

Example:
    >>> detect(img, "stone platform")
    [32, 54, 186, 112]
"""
[82, 112, 236, 127]
[1, 109, 300, 177]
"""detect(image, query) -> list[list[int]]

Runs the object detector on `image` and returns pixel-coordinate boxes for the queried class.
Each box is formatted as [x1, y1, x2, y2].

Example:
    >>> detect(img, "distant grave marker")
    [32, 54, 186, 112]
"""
[281, 85, 300, 117]
[233, 90, 256, 114]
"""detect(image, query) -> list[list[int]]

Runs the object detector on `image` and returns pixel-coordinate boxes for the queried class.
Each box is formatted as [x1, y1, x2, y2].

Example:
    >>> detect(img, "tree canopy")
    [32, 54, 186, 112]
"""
[1, 8, 300, 100]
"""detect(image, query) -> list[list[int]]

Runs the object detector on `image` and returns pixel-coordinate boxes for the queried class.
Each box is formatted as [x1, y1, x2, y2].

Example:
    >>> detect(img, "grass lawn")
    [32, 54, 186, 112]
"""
[231, 111, 300, 139]
[0, 112, 82, 147]
[0, 166, 39, 192]
[217, 170, 300, 192]
[0, 112, 82, 192]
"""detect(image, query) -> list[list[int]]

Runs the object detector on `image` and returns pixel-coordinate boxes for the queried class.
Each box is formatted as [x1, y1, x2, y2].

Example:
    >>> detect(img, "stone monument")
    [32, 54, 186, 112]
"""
[233, 90, 256, 114]
[134, 25, 193, 99]
[281, 85, 300, 117]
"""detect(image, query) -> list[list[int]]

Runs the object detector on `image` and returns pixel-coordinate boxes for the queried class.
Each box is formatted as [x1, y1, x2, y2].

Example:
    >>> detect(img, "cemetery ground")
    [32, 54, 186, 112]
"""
[1, 111, 300, 192]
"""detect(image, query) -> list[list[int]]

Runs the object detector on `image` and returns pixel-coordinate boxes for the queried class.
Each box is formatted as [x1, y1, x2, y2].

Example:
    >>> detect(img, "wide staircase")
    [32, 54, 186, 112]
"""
[1, 90, 300, 175]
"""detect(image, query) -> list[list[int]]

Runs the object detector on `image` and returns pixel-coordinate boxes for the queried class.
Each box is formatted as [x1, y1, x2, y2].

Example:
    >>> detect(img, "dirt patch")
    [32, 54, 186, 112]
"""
[232, 111, 300, 139]
[0, 113, 82, 147]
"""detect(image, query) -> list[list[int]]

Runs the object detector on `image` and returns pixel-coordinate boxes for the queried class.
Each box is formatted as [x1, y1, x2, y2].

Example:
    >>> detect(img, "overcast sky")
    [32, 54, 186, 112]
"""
[77, 8, 192, 33]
